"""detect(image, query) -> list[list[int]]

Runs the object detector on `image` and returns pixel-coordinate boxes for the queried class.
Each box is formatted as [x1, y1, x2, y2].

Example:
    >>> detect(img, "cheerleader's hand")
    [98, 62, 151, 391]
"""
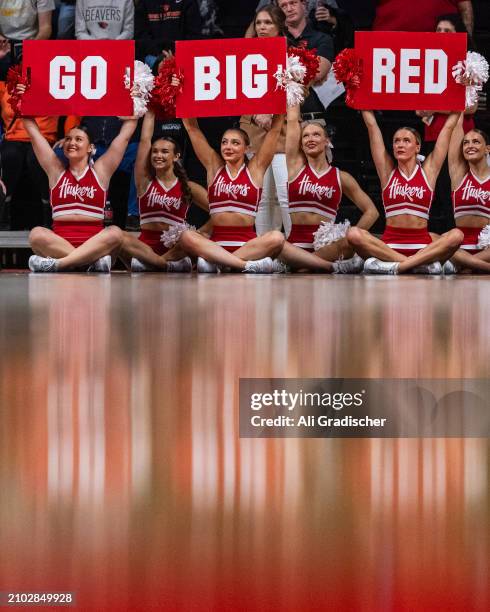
[16, 83, 27, 95]
[253, 114, 273, 131]
[171, 75, 182, 88]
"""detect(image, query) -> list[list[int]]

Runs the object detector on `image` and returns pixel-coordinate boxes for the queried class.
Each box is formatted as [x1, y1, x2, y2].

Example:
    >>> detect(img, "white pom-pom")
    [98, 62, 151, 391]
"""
[160, 222, 195, 248]
[452, 52, 489, 109]
[313, 220, 350, 250]
[274, 55, 308, 107]
[125, 61, 155, 118]
[477, 224, 490, 249]
[286, 55, 307, 83]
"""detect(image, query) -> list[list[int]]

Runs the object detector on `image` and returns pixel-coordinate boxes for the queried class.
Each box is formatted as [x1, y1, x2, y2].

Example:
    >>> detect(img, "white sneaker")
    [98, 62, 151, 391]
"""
[363, 257, 399, 275]
[28, 255, 58, 273]
[411, 262, 442, 275]
[243, 257, 274, 274]
[272, 259, 289, 274]
[197, 257, 218, 273]
[332, 253, 364, 274]
[88, 255, 112, 273]
[167, 257, 192, 272]
[130, 257, 155, 272]
[442, 260, 458, 275]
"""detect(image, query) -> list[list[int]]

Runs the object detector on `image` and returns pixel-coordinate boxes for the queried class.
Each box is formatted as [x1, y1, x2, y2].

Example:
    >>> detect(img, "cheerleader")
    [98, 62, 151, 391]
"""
[347, 111, 463, 274]
[444, 115, 490, 273]
[25, 113, 137, 273]
[285, 103, 378, 272]
[120, 110, 209, 272]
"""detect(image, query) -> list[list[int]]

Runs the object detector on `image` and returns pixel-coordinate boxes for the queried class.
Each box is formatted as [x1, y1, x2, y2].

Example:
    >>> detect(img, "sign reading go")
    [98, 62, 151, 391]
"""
[21, 40, 134, 116]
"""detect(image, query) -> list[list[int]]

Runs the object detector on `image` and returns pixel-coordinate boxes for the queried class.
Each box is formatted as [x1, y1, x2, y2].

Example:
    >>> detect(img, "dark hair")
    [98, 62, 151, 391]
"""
[150, 137, 192, 204]
[223, 128, 250, 147]
[254, 5, 287, 36]
[69, 124, 94, 144]
[394, 126, 422, 146]
[435, 13, 466, 33]
[464, 129, 490, 146]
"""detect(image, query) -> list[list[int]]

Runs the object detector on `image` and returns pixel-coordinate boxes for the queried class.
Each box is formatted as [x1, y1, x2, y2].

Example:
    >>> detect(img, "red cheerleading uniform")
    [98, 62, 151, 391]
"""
[452, 170, 490, 252]
[50, 166, 106, 247]
[287, 164, 342, 251]
[381, 164, 434, 255]
[208, 165, 261, 252]
[138, 178, 189, 255]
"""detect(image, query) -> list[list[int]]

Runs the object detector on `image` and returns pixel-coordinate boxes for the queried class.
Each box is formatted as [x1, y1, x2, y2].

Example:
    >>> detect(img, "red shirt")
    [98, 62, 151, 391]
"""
[374, 0, 462, 32]
[453, 170, 490, 219]
[208, 165, 261, 217]
[138, 178, 189, 225]
[51, 166, 106, 220]
[424, 113, 475, 142]
[288, 164, 342, 220]
[382, 164, 433, 220]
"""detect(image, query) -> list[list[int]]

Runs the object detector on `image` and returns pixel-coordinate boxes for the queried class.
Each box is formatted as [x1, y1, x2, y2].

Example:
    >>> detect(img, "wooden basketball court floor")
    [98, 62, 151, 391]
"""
[0, 272, 488, 611]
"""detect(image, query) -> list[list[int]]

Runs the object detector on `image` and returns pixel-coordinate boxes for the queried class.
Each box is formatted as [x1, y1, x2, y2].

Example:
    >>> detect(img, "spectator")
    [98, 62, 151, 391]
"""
[0, 81, 76, 229]
[240, 5, 291, 236]
[57, 1, 76, 39]
[135, 0, 202, 63]
[309, 1, 354, 55]
[0, 1, 54, 51]
[415, 12, 477, 232]
[373, 0, 474, 37]
[277, 0, 334, 115]
[76, 0, 134, 40]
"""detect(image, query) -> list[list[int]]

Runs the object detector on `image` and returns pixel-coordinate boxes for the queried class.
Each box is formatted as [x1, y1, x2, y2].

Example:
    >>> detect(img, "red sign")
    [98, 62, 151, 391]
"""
[353, 31, 466, 111]
[21, 40, 134, 116]
[176, 37, 287, 118]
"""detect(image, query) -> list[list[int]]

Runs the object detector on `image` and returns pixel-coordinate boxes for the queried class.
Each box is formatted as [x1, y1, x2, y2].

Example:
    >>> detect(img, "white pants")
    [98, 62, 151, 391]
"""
[255, 153, 291, 237]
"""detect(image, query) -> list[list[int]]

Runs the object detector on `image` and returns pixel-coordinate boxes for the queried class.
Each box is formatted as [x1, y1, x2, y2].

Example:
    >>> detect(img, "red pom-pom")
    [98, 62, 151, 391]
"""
[333, 48, 363, 108]
[288, 43, 320, 85]
[150, 56, 184, 120]
[6, 64, 29, 116]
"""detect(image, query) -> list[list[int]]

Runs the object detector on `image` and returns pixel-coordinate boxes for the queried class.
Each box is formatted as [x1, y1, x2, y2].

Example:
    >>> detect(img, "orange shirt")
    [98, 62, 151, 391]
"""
[0, 81, 79, 143]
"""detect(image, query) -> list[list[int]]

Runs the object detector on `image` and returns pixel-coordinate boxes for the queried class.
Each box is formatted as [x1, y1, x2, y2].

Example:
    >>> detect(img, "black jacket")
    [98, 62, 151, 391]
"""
[135, 0, 202, 59]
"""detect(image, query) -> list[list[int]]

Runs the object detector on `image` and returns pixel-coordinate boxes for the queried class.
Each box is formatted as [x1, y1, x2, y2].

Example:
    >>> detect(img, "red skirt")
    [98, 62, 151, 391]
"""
[287, 223, 319, 252]
[459, 226, 483, 253]
[53, 220, 104, 248]
[138, 229, 168, 256]
[210, 225, 256, 252]
[381, 225, 432, 256]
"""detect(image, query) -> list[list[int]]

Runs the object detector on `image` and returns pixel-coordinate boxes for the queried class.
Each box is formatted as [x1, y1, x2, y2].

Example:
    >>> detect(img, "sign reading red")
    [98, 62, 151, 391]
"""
[21, 40, 134, 116]
[353, 31, 466, 111]
[176, 37, 287, 118]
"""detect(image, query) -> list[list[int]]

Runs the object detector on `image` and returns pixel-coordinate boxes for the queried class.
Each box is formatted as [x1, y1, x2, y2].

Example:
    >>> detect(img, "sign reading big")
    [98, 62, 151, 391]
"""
[176, 37, 287, 118]
[21, 40, 134, 116]
[353, 31, 466, 111]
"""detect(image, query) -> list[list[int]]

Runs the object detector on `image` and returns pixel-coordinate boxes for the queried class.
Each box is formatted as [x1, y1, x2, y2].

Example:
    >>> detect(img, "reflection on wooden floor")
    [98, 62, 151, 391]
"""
[0, 274, 488, 611]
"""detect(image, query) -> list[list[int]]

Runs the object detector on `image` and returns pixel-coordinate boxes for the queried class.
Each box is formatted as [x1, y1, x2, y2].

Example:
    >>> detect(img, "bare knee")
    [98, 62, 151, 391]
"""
[29, 226, 51, 250]
[104, 226, 124, 250]
[179, 230, 201, 253]
[444, 228, 464, 249]
[264, 230, 285, 251]
[346, 227, 366, 248]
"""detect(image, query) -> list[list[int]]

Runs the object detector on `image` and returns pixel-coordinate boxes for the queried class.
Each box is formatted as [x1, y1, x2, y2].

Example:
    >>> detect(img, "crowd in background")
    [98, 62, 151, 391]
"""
[0, 1, 484, 234]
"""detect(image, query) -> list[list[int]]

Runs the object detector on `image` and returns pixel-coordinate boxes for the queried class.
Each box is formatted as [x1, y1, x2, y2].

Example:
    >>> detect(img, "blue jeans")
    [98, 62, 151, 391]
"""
[57, 3, 75, 39]
[54, 142, 139, 215]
